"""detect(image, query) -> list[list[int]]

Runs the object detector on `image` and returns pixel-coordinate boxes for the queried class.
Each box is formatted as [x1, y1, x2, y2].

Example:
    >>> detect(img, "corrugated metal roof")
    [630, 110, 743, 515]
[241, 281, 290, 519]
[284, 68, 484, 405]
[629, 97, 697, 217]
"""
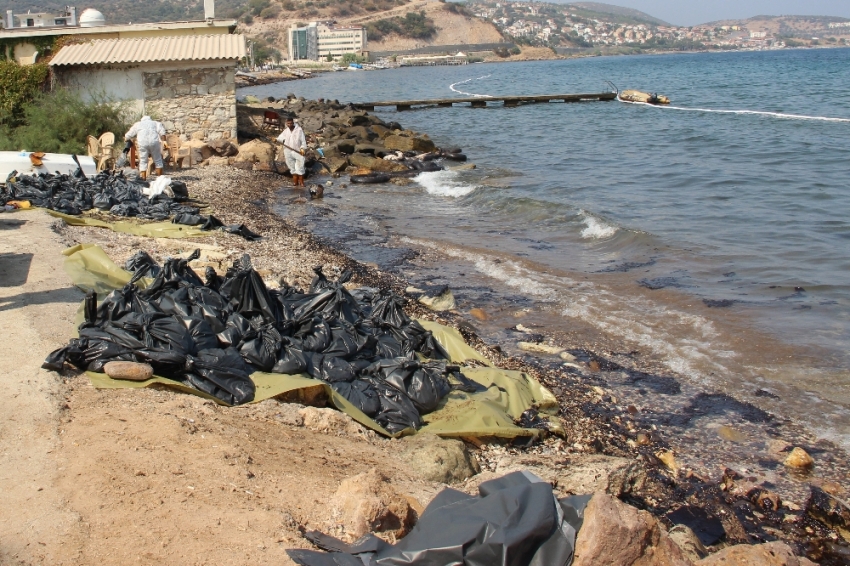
[50, 34, 246, 66]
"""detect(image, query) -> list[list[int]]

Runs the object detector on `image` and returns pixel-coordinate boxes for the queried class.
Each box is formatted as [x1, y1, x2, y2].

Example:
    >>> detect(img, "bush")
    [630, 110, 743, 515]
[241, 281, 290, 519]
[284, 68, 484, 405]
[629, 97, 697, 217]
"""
[0, 61, 50, 127]
[0, 89, 134, 154]
[259, 4, 281, 18]
[248, 0, 270, 16]
[366, 11, 436, 41]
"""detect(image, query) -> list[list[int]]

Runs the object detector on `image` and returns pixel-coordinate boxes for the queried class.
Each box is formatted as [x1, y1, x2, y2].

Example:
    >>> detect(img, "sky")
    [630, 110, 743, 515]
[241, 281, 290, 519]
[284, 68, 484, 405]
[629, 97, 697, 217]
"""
[562, 1, 850, 26]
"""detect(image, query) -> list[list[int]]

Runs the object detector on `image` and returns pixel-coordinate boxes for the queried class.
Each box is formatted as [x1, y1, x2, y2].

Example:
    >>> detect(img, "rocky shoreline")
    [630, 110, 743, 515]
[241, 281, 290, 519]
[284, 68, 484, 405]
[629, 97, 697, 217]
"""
[45, 98, 850, 563]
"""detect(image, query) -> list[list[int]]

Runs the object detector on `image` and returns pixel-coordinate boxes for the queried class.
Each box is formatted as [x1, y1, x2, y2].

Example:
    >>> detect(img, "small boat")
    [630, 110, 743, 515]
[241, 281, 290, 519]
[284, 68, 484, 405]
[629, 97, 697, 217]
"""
[347, 63, 363, 70]
[618, 89, 670, 105]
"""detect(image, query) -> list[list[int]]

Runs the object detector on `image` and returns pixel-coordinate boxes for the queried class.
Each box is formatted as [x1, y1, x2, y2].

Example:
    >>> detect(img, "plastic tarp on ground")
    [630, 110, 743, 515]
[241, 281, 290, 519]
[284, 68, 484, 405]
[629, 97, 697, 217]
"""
[289, 471, 591, 566]
[49, 210, 209, 239]
[64, 244, 562, 438]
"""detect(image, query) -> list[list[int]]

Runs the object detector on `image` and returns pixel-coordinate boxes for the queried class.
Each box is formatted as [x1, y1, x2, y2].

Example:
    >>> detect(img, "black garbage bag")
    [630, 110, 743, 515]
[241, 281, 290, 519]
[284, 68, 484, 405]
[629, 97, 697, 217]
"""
[124, 251, 161, 278]
[159, 249, 205, 287]
[364, 376, 421, 434]
[322, 317, 374, 360]
[92, 192, 115, 210]
[273, 337, 308, 374]
[156, 287, 194, 319]
[219, 255, 280, 325]
[184, 347, 255, 405]
[296, 316, 332, 352]
[201, 215, 225, 231]
[169, 180, 189, 201]
[288, 471, 589, 566]
[110, 202, 138, 216]
[222, 223, 262, 241]
[97, 279, 159, 323]
[181, 316, 220, 352]
[204, 266, 224, 292]
[186, 286, 229, 333]
[306, 353, 356, 383]
[42, 338, 89, 371]
[364, 357, 450, 414]
[292, 286, 363, 325]
[370, 291, 410, 327]
[216, 312, 253, 348]
[239, 323, 282, 371]
[81, 339, 137, 372]
[399, 320, 450, 360]
[172, 213, 204, 226]
[330, 379, 381, 417]
[373, 331, 404, 359]
[309, 265, 333, 292]
[142, 313, 197, 356]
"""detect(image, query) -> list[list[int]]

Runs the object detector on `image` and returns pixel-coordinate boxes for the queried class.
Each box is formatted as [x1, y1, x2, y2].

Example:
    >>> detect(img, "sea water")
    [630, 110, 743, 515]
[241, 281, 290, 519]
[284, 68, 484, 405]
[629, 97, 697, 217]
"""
[242, 49, 850, 458]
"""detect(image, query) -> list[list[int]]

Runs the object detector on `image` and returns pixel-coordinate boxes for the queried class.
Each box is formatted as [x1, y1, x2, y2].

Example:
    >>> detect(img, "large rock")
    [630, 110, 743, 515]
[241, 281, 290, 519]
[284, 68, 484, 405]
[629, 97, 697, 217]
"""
[236, 139, 276, 166]
[399, 433, 480, 483]
[573, 493, 692, 566]
[334, 469, 416, 541]
[384, 134, 436, 153]
[209, 138, 238, 157]
[348, 153, 409, 173]
[697, 541, 817, 565]
[557, 455, 647, 497]
[323, 156, 348, 174]
[805, 485, 850, 540]
[347, 114, 371, 126]
[344, 125, 377, 142]
[370, 124, 393, 139]
[334, 140, 356, 155]
[183, 139, 214, 164]
[354, 143, 388, 156]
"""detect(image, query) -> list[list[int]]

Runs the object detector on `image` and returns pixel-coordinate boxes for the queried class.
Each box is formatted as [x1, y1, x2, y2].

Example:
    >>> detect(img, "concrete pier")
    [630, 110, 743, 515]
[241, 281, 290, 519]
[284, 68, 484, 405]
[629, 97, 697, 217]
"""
[354, 92, 617, 111]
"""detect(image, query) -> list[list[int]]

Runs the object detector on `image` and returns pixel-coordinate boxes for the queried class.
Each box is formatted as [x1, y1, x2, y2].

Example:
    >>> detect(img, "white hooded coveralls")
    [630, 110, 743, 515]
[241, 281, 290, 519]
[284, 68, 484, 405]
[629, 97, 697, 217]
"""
[125, 116, 166, 171]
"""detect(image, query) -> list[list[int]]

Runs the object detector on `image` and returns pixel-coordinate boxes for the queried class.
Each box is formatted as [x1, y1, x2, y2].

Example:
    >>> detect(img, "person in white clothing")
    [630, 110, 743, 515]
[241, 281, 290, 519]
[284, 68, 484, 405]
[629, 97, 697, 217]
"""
[122, 116, 167, 180]
[277, 117, 307, 187]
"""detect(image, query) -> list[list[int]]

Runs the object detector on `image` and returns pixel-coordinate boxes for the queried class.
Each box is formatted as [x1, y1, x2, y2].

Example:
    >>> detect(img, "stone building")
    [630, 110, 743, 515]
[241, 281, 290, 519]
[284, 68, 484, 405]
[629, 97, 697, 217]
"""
[50, 34, 245, 140]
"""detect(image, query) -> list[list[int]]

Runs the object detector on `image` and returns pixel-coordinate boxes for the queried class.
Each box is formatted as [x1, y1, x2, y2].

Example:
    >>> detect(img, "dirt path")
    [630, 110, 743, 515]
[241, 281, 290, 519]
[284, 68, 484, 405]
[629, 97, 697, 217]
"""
[0, 209, 441, 565]
[0, 211, 82, 564]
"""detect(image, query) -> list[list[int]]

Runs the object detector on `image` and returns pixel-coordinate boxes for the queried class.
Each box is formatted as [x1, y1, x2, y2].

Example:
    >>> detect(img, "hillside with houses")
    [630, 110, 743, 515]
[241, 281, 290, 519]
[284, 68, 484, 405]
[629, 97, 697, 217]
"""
[468, 1, 850, 52]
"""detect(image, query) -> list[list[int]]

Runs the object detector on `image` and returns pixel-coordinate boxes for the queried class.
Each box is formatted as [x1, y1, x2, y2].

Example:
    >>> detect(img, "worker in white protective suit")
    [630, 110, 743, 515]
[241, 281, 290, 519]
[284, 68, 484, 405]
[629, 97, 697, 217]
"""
[122, 116, 167, 180]
[277, 117, 307, 187]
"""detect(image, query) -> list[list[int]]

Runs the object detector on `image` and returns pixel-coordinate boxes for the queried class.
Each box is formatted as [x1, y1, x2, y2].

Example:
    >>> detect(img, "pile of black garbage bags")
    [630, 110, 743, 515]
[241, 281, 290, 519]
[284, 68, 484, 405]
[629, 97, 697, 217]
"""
[3, 168, 193, 219]
[1, 168, 261, 240]
[44, 251, 478, 433]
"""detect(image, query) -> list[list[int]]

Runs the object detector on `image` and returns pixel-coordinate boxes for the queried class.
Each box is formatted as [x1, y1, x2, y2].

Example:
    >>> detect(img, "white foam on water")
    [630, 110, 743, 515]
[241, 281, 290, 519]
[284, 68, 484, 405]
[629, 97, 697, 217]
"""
[620, 98, 850, 123]
[449, 75, 493, 98]
[579, 209, 618, 239]
[415, 170, 477, 198]
[403, 236, 730, 381]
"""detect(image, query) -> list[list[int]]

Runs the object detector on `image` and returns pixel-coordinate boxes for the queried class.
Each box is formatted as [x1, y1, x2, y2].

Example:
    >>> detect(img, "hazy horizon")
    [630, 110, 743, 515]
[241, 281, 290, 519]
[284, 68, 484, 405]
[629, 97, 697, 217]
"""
[552, 1, 850, 27]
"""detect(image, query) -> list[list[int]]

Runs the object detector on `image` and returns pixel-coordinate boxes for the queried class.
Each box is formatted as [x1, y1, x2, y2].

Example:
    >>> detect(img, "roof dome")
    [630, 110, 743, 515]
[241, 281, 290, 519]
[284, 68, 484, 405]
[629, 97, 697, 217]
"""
[79, 8, 106, 27]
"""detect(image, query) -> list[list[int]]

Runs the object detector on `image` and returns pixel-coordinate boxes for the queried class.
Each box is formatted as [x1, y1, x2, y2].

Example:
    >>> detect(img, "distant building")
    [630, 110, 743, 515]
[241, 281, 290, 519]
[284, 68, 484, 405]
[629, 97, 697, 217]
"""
[749, 31, 767, 39]
[289, 22, 366, 61]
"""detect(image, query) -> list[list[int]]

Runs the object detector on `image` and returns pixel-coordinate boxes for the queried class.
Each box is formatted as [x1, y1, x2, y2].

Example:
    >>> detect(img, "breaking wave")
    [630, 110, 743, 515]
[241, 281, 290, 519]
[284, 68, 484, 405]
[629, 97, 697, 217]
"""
[579, 210, 618, 239]
[416, 170, 477, 198]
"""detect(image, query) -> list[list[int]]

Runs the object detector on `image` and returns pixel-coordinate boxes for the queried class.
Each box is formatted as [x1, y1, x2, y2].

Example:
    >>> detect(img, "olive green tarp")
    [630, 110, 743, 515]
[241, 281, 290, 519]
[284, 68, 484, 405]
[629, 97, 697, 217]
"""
[65, 244, 562, 438]
[49, 210, 209, 239]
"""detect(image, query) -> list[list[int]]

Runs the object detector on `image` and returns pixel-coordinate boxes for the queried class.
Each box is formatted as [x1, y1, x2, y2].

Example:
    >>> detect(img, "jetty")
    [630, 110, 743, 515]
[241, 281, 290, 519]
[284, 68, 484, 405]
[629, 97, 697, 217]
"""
[353, 92, 617, 111]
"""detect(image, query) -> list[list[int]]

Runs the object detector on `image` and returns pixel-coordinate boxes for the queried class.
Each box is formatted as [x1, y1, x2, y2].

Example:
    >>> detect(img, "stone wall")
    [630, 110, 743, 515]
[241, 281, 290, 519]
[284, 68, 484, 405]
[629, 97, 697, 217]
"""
[143, 66, 237, 140]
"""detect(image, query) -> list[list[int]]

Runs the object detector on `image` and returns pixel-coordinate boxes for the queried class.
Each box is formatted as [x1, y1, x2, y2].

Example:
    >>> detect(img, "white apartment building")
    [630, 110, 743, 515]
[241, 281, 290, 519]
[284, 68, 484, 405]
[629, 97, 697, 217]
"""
[289, 21, 366, 61]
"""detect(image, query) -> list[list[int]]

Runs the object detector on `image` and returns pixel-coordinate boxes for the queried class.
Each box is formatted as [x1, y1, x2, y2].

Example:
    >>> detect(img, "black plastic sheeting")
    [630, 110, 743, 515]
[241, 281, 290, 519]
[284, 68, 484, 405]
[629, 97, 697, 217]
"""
[1, 168, 261, 241]
[288, 471, 591, 566]
[44, 253, 467, 429]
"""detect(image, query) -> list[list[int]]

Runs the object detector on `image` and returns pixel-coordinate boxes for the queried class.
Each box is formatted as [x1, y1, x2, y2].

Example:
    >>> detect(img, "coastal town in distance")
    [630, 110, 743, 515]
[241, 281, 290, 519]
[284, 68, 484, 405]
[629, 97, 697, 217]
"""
[469, 1, 850, 53]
